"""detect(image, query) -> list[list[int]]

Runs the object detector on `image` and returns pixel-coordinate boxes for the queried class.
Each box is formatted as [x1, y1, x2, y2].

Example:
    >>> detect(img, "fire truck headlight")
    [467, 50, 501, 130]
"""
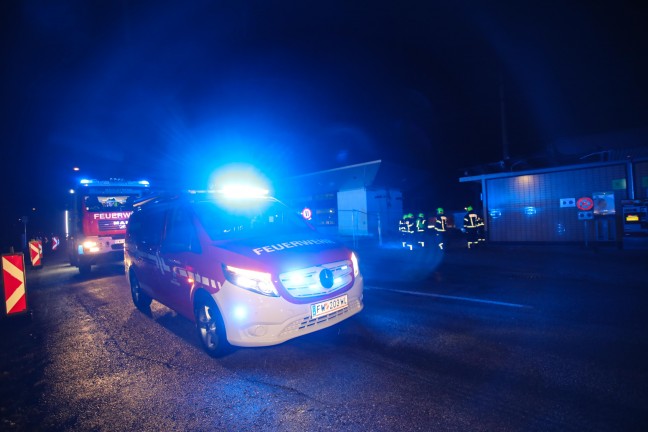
[351, 252, 360, 277]
[223, 265, 279, 297]
[82, 240, 100, 253]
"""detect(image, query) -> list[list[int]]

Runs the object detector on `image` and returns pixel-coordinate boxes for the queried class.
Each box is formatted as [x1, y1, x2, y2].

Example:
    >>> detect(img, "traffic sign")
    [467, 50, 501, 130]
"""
[576, 197, 594, 211]
[52, 236, 60, 251]
[2, 253, 28, 316]
[29, 240, 42, 267]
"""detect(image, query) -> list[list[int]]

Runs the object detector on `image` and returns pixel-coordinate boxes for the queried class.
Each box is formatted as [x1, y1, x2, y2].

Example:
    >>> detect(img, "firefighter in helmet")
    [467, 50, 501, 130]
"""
[463, 205, 483, 249]
[415, 212, 427, 247]
[433, 207, 447, 250]
[399, 213, 415, 249]
[398, 214, 407, 236]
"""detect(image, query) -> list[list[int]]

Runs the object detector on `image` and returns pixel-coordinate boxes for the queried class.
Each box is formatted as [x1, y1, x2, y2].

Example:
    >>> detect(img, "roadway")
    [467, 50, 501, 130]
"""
[1, 242, 647, 431]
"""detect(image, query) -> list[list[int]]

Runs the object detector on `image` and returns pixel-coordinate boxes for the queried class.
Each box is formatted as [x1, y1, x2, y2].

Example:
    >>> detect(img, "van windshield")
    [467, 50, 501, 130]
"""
[193, 198, 315, 241]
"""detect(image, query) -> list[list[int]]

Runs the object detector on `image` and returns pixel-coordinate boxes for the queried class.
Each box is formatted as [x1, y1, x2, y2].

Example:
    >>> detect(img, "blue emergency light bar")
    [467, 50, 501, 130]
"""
[218, 184, 269, 198]
[79, 179, 150, 187]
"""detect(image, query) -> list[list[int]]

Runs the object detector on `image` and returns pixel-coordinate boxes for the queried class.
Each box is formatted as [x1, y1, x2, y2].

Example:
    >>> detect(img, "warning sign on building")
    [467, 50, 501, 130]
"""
[560, 198, 576, 208]
[578, 211, 594, 220]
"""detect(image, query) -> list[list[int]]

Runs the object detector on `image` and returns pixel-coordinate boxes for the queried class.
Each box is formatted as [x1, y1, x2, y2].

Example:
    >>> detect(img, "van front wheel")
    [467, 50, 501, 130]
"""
[130, 273, 151, 311]
[194, 296, 229, 357]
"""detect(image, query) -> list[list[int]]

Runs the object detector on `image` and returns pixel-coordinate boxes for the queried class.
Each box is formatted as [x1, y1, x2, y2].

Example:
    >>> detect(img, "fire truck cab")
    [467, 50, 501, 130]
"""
[67, 178, 151, 274]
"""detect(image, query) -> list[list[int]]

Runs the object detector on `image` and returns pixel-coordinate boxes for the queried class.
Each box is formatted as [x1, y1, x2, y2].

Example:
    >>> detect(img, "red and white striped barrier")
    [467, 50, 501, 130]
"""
[2, 253, 28, 316]
[29, 240, 43, 267]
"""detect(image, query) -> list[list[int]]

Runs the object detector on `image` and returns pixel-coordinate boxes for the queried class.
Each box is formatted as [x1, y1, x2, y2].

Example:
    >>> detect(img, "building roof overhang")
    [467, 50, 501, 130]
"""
[459, 157, 647, 183]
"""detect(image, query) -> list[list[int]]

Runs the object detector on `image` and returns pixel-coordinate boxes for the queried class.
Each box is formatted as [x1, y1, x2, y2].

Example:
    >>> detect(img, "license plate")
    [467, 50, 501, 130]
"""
[114, 239, 125, 245]
[311, 295, 348, 319]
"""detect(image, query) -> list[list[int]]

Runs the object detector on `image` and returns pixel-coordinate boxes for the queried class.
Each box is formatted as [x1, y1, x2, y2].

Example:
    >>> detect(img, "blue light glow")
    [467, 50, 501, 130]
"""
[208, 164, 271, 197]
[232, 305, 248, 321]
[489, 209, 502, 219]
[523, 206, 537, 216]
[286, 274, 305, 285]
[219, 184, 269, 198]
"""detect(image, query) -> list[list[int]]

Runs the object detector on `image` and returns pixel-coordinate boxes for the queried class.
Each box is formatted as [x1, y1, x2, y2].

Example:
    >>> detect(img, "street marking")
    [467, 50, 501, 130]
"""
[365, 286, 532, 309]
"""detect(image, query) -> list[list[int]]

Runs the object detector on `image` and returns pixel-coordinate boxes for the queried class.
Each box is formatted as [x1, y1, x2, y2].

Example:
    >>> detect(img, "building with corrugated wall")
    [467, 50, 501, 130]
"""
[459, 157, 648, 244]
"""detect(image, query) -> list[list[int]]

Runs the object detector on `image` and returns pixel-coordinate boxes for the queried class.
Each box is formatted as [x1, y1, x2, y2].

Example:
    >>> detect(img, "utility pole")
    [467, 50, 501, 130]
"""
[499, 71, 510, 162]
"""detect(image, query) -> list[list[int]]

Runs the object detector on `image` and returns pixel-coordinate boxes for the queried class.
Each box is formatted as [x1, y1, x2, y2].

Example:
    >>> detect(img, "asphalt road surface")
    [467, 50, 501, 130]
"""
[1, 242, 647, 431]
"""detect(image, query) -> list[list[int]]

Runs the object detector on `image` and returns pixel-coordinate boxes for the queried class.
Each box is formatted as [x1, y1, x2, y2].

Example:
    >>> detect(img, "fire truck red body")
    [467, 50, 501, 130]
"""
[67, 179, 151, 274]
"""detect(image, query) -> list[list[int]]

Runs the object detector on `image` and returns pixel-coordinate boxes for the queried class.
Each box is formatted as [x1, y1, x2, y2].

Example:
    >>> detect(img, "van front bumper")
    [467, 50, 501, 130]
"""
[214, 275, 364, 347]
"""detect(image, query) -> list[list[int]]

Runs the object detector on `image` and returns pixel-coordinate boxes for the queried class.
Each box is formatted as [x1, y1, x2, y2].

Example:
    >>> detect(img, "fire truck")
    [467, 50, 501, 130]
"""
[67, 178, 151, 274]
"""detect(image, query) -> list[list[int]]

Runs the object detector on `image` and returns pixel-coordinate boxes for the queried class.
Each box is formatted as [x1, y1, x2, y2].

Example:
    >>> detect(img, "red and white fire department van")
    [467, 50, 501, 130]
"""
[67, 178, 151, 274]
[124, 186, 364, 356]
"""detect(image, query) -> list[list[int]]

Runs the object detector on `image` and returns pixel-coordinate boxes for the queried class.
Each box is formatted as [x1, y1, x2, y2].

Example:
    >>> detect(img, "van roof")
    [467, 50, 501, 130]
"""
[132, 190, 277, 208]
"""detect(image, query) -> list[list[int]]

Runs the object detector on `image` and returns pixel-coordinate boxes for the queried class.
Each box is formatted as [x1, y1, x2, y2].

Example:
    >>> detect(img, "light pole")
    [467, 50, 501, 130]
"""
[21, 215, 28, 250]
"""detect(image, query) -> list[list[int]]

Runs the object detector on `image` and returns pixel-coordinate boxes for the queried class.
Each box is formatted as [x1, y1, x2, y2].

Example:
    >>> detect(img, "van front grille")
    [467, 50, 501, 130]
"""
[279, 260, 353, 299]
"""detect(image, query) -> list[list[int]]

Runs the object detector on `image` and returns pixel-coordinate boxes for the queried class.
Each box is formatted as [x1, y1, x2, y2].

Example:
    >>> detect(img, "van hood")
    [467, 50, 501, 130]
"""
[214, 233, 351, 271]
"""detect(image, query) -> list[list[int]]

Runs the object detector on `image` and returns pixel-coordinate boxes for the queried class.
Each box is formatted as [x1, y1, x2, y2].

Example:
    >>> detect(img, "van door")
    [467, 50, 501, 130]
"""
[158, 205, 202, 317]
[128, 206, 167, 297]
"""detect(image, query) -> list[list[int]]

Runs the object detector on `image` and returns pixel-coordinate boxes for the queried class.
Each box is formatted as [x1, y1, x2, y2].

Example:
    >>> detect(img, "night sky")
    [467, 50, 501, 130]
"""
[2, 0, 647, 246]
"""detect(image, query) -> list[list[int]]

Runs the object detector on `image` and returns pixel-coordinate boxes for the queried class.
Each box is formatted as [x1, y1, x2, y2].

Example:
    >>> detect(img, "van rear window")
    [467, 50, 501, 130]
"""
[194, 199, 314, 241]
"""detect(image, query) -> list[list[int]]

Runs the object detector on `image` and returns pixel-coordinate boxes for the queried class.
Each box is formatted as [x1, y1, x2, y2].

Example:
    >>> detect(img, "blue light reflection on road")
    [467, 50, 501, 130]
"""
[365, 286, 532, 309]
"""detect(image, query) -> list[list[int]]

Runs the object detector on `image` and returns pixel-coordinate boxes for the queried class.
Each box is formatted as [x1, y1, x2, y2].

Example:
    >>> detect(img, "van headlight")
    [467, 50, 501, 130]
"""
[223, 264, 279, 297]
[351, 252, 360, 277]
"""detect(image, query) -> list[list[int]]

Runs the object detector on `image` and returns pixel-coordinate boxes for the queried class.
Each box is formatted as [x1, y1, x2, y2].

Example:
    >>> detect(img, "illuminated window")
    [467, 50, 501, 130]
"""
[489, 209, 502, 219]
[523, 206, 537, 216]
[515, 175, 535, 188]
